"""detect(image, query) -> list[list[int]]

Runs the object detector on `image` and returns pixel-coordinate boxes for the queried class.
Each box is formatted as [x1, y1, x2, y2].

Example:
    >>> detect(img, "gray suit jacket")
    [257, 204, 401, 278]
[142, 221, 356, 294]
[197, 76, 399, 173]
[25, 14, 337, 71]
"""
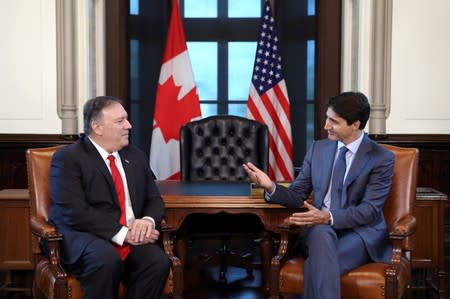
[269, 134, 394, 263]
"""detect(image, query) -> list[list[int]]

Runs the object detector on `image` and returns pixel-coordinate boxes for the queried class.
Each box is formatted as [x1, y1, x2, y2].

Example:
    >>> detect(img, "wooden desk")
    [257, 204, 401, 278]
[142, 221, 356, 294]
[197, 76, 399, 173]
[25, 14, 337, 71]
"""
[0, 189, 32, 294]
[157, 180, 293, 292]
[413, 187, 448, 299]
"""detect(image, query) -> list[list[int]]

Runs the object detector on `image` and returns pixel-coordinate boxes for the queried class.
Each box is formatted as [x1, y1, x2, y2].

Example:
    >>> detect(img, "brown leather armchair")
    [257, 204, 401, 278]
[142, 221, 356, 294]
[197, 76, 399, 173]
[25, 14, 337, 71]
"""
[26, 145, 183, 299]
[269, 144, 419, 299]
[178, 115, 269, 282]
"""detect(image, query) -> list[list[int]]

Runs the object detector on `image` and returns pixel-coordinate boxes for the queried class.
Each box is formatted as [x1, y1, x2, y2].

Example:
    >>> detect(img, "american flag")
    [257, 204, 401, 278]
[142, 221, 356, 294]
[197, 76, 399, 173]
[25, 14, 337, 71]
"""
[247, 0, 294, 181]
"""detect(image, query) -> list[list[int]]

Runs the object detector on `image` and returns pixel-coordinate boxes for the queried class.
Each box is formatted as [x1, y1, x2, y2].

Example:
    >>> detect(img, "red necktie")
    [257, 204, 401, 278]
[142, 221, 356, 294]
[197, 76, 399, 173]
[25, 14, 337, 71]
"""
[107, 155, 130, 260]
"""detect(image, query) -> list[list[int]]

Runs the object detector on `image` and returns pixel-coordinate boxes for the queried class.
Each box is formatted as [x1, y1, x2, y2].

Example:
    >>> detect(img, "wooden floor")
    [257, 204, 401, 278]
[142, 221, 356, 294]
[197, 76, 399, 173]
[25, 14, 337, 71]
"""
[0, 264, 445, 299]
[181, 265, 441, 299]
[183, 265, 265, 299]
[0, 271, 443, 299]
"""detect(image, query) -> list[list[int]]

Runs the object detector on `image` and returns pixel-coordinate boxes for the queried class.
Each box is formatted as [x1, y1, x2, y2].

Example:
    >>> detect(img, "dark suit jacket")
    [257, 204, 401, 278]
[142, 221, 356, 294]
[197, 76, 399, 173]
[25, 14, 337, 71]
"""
[269, 134, 394, 263]
[48, 136, 165, 265]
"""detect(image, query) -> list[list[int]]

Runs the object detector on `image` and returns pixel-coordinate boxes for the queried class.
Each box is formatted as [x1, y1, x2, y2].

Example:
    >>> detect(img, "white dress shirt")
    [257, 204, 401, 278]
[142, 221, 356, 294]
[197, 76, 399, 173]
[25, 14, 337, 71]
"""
[88, 137, 135, 245]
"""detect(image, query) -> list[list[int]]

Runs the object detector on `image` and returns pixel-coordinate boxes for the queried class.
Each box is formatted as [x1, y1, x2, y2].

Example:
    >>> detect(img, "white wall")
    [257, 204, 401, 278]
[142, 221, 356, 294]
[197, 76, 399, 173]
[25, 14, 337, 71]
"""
[0, 0, 449, 135]
[0, 0, 61, 133]
[388, 0, 450, 133]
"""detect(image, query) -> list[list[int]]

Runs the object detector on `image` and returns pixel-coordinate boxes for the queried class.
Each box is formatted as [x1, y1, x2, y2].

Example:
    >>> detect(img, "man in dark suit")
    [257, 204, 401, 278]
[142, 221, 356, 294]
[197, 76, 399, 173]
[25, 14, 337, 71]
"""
[49, 96, 169, 299]
[243, 92, 394, 299]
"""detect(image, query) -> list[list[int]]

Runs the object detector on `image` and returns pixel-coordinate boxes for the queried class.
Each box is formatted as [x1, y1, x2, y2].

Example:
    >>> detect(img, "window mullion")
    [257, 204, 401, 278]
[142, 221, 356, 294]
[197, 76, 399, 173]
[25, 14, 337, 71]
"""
[217, 41, 228, 114]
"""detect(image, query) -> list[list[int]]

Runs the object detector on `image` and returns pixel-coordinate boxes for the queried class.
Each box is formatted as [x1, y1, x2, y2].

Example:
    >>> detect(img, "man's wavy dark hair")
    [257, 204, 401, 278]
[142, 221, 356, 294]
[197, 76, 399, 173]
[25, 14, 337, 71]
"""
[328, 92, 370, 130]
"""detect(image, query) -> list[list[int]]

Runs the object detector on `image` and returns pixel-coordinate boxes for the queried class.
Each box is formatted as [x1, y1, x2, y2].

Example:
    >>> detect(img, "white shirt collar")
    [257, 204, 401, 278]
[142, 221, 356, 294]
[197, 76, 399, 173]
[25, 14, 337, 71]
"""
[337, 131, 365, 154]
[88, 136, 120, 161]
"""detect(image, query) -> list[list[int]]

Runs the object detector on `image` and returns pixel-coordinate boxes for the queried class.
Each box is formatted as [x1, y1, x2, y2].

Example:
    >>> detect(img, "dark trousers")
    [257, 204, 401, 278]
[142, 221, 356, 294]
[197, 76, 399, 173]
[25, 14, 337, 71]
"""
[66, 238, 169, 299]
[299, 225, 370, 299]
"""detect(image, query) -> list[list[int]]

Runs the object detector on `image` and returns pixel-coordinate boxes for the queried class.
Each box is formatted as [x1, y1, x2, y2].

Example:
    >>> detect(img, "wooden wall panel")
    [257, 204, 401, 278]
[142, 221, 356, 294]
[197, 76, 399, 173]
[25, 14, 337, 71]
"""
[0, 134, 77, 189]
[371, 134, 450, 196]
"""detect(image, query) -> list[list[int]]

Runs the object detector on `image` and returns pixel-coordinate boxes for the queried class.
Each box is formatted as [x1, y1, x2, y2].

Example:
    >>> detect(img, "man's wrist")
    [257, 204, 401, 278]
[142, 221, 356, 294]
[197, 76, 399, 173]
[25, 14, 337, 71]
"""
[327, 211, 333, 225]
[266, 182, 275, 194]
[142, 216, 155, 228]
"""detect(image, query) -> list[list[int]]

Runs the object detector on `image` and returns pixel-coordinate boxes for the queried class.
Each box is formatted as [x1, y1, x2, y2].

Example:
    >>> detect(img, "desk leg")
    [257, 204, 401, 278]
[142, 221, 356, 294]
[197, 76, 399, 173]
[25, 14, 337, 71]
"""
[175, 229, 189, 267]
[260, 230, 273, 293]
[438, 268, 447, 299]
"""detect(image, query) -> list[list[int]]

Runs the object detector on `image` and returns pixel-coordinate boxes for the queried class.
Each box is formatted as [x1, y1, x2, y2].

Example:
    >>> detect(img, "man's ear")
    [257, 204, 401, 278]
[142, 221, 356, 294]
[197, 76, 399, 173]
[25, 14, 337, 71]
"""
[352, 120, 361, 130]
[91, 120, 103, 136]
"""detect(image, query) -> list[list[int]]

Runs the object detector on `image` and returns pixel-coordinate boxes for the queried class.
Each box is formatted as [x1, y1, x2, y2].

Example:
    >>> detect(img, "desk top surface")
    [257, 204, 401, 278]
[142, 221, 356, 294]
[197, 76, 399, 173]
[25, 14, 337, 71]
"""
[156, 180, 253, 197]
[154, 180, 282, 208]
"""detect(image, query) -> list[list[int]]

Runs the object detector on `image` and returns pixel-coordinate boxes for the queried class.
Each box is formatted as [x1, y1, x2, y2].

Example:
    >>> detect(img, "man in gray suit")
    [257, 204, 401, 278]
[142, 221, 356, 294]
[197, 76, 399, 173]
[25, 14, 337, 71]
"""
[243, 92, 394, 299]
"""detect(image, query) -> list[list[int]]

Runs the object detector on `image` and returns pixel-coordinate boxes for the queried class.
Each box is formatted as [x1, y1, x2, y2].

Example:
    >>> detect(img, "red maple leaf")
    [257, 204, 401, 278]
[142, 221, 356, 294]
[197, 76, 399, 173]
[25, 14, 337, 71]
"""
[154, 76, 201, 143]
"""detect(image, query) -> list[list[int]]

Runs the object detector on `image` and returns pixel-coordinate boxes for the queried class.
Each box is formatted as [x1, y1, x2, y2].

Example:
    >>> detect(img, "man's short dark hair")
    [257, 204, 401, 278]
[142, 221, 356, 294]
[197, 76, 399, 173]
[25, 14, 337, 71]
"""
[83, 96, 123, 135]
[328, 92, 370, 130]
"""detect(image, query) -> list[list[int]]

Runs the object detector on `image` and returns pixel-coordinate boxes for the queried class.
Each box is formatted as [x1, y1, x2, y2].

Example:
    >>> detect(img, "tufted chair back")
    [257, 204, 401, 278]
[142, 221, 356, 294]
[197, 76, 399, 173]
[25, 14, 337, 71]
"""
[180, 115, 269, 182]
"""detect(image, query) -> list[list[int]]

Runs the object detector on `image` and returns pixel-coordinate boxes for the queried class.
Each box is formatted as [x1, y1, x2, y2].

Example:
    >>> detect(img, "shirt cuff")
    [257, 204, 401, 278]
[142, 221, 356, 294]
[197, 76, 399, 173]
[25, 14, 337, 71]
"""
[265, 183, 277, 200]
[328, 211, 334, 226]
[142, 216, 155, 228]
[112, 226, 129, 246]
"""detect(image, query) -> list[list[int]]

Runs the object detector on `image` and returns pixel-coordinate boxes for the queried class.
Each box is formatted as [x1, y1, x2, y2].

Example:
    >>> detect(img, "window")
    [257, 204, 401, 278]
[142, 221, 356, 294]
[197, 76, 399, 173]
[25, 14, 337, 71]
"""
[125, 0, 327, 166]
[182, 0, 261, 117]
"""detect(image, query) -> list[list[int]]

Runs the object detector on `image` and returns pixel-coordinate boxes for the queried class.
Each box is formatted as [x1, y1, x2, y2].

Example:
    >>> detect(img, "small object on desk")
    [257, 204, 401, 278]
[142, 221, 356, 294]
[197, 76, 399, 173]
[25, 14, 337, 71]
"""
[251, 183, 265, 197]
[250, 181, 291, 197]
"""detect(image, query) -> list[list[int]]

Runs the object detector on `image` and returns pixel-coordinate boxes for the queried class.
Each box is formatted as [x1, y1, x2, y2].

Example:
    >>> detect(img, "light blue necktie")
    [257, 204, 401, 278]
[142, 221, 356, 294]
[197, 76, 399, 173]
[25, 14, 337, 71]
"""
[330, 146, 348, 209]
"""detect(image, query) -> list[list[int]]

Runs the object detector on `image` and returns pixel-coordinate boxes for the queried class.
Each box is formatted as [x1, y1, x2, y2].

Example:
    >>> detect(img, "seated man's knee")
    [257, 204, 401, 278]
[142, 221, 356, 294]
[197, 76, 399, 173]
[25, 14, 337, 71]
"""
[83, 240, 122, 276]
[133, 244, 170, 276]
[304, 224, 338, 249]
[152, 247, 170, 275]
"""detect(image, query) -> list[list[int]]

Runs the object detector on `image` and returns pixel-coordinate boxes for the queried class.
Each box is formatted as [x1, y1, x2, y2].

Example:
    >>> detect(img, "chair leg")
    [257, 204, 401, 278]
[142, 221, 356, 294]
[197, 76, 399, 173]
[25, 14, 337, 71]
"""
[218, 242, 228, 283]
[175, 229, 189, 266]
[32, 280, 46, 299]
[218, 238, 255, 282]
[226, 252, 254, 278]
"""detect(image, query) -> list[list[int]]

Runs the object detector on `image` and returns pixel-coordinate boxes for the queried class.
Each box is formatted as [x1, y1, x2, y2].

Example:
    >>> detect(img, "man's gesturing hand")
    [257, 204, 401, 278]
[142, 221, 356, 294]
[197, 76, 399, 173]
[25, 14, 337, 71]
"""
[288, 201, 331, 226]
[242, 162, 275, 193]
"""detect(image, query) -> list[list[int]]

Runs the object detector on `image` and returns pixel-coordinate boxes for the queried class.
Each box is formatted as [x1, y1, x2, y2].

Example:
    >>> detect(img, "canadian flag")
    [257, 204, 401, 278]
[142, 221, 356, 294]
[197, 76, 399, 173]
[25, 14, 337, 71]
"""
[150, 0, 201, 180]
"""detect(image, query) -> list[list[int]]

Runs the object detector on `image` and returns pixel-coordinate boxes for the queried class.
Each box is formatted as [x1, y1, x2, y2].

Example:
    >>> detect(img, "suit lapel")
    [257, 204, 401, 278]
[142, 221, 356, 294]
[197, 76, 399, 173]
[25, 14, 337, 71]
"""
[342, 135, 373, 206]
[323, 141, 337, 192]
[83, 137, 120, 207]
[318, 141, 338, 206]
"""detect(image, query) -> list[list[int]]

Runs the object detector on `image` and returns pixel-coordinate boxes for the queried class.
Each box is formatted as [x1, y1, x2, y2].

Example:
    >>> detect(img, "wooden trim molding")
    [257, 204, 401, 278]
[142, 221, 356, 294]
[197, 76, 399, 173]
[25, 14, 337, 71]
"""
[105, 0, 129, 108]
[371, 134, 450, 198]
[371, 134, 450, 149]
[315, 0, 342, 139]
[0, 134, 78, 190]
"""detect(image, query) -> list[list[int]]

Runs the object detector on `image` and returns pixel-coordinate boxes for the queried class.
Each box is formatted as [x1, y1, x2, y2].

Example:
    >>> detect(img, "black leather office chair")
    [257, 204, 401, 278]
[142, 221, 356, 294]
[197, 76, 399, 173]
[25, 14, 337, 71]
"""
[179, 115, 269, 283]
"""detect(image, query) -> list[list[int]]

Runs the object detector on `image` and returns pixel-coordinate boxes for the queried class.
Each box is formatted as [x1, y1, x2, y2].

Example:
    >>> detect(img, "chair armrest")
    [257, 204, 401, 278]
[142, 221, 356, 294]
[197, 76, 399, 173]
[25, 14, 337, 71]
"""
[160, 219, 182, 266]
[30, 215, 65, 268]
[386, 214, 416, 286]
[160, 219, 183, 297]
[390, 214, 416, 253]
[30, 216, 63, 241]
[389, 214, 416, 240]
[269, 219, 303, 297]
[272, 220, 302, 263]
